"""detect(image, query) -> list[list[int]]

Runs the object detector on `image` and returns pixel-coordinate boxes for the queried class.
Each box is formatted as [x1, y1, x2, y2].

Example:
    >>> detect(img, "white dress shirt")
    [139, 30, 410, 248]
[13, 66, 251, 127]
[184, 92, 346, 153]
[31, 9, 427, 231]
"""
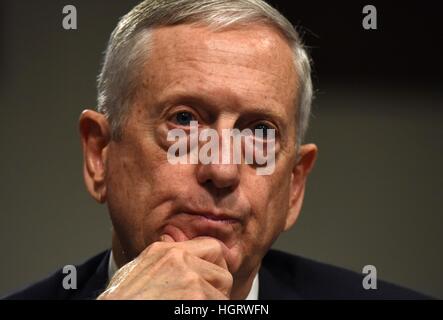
[108, 250, 259, 300]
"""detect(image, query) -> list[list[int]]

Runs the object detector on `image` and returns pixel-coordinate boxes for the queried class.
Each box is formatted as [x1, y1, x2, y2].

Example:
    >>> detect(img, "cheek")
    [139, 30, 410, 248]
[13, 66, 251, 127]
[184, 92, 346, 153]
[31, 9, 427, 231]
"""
[104, 145, 153, 254]
[105, 137, 198, 252]
[244, 169, 292, 242]
[104, 137, 168, 247]
[107, 124, 177, 202]
[106, 144, 156, 207]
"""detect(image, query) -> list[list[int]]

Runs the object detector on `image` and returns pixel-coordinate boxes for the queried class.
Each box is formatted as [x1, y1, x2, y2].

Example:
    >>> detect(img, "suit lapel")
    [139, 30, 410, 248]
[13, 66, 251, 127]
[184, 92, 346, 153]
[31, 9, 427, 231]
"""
[71, 250, 110, 300]
[258, 263, 302, 300]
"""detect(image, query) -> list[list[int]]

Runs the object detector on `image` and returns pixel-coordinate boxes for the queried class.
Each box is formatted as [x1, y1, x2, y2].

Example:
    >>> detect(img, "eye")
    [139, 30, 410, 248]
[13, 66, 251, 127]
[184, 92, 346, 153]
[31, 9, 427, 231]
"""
[172, 111, 196, 126]
[252, 122, 275, 139]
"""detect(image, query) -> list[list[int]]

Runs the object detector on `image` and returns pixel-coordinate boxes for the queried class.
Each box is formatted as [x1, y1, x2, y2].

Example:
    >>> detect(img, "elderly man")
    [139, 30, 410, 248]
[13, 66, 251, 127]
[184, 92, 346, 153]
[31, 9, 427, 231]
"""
[5, 0, 428, 300]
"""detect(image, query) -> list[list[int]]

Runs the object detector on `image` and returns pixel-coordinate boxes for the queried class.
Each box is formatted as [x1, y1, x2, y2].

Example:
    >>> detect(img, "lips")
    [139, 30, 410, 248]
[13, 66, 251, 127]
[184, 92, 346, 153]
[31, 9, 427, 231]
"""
[178, 211, 241, 228]
[196, 213, 239, 224]
[176, 205, 243, 224]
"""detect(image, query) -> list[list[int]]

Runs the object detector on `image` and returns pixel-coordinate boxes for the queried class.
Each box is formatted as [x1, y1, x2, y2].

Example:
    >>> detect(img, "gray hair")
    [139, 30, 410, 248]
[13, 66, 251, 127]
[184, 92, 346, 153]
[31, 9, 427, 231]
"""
[97, 0, 313, 147]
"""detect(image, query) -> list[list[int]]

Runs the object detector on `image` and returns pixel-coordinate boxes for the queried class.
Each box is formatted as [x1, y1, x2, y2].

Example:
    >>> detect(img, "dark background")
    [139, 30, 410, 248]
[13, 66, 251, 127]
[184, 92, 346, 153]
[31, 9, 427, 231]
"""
[1, 1, 442, 298]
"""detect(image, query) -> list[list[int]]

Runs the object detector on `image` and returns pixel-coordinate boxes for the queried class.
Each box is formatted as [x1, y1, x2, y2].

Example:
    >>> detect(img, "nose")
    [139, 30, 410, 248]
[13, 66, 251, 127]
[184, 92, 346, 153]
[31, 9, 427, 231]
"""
[196, 162, 240, 190]
[195, 118, 241, 191]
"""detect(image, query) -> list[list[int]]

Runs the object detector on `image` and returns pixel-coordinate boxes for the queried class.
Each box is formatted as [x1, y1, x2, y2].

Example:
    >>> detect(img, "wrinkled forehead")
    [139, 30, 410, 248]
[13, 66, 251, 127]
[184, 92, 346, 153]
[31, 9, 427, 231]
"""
[140, 23, 299, 120]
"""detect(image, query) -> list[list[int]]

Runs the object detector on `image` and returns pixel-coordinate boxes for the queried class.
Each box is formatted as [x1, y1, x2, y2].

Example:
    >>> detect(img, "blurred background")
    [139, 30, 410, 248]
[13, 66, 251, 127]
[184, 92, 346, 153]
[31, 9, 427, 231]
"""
[0, 0, 442, 298]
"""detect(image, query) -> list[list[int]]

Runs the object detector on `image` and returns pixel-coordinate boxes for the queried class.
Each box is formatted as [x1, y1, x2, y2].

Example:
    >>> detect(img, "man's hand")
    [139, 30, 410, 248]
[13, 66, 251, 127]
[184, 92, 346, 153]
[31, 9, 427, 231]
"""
[97, 236, 233, 300]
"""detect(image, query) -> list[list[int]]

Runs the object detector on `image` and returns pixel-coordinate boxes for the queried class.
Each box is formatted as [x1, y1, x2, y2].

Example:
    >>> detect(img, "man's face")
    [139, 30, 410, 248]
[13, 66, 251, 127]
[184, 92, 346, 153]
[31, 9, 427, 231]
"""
[101, 23, 305, 278]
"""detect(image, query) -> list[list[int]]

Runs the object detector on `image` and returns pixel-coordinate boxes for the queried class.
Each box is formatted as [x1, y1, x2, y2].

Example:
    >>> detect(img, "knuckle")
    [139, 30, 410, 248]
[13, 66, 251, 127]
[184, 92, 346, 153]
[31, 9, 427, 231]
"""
[218, 271, 233, 294]
[147, 241, 163, 253]
[183, 271, 201, 285]
[166, 246, 185, 260]
[223, 270, 234, 286]
[209, 238, 224, 254]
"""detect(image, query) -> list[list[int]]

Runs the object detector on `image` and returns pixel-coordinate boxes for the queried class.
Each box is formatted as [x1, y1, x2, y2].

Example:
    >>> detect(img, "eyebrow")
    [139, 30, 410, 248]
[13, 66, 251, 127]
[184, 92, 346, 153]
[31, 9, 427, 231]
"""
[154, 89, 289, 129]
[244, 105, 288, 127]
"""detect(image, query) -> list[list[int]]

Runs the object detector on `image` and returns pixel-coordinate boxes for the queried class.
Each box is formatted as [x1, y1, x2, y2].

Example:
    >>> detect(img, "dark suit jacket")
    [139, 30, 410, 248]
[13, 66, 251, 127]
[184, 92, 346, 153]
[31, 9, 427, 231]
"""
[2, 249, 430, 299]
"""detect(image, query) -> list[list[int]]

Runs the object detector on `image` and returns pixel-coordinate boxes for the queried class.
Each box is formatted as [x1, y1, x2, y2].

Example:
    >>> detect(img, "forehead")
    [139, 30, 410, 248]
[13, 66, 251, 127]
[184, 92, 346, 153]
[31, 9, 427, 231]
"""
[140, 23, 298, 120]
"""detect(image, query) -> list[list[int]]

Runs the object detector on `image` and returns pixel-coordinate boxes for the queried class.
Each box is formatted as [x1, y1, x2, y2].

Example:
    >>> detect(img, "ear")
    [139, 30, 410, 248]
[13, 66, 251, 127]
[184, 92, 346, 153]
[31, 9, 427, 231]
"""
[79, 110, 111, 203]
[284, 143, 318, 231]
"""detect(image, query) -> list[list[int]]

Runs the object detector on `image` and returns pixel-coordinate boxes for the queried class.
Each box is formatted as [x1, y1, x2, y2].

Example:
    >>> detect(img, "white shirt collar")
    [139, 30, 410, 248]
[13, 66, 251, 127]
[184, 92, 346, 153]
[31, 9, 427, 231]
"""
[245, 270, 259, 300]
[108, 250, 259, 300]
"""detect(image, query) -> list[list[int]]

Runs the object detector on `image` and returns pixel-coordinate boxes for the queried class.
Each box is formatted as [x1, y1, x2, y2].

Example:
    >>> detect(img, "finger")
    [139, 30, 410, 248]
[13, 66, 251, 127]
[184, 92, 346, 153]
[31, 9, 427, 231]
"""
[197, 278, 230, 300]
[187, 254, 233, 297]
[175, 237, 229, 270]
[163, 225, 190, 242]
